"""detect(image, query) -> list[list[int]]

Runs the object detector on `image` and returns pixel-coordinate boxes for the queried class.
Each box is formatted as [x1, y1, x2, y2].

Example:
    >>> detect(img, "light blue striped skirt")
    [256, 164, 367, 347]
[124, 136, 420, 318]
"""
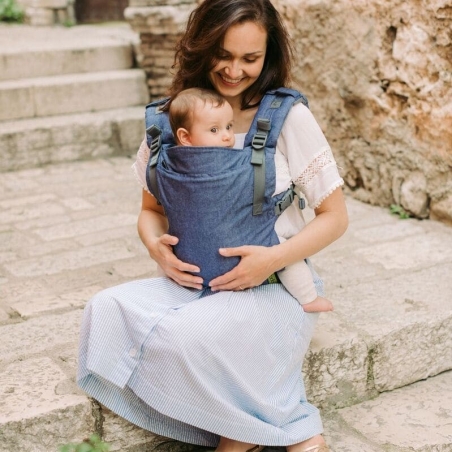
[77, 275, 323, 447]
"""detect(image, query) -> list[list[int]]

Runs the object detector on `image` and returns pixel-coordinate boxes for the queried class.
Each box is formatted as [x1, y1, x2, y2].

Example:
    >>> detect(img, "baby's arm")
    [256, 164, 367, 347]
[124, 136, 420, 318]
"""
[277, 238, 333, 313]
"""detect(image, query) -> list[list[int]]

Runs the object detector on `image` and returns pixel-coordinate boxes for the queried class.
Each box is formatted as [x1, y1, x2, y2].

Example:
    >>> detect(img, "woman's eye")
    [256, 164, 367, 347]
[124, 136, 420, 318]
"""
[244, 58, 257, 63]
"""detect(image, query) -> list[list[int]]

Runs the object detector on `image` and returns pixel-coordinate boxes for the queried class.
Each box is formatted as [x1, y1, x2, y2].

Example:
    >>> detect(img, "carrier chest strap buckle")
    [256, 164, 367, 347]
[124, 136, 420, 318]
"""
[274, 183, 306, 216]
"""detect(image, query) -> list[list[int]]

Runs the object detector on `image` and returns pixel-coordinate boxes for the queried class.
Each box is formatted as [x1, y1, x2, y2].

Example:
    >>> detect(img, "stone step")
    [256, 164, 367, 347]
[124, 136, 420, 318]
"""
[303, 198, 452, 410]
[323, 370, 452, 452]
[0, 107, 145, 172]
[0, 23, 139, 81]
[0, 69, 149, 122]
[0, 158, 451, 451]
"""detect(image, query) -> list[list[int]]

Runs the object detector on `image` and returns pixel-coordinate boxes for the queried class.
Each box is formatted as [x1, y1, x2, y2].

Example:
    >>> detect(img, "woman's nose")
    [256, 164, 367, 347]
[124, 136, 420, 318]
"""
[224, 60, 241, 79]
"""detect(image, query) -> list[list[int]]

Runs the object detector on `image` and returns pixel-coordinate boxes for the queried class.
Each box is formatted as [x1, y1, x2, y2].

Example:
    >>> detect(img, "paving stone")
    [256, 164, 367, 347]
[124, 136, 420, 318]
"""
[3, 242, 136, 277]
[0, 193, 57, 209]
[322, 414, 383, 452]
[34, 213, 137, 241]
[0, 309, 9, 322]
[355, 232, 452, 270]
[23, 238, 79, 258]
[60, 196, 95, 211]
[0, 357, 87, 423]
[0, 201, 67, 224]
[0, 310, 82, 364]
[14, 213, 71, 231]
[0, 230, 40, 252]
[337, 371, 452, 451]
[112, 256, 159, 279]
[75, 225, 138, 247]
[0, 251, 18, 264]
[10, 285, 104, 319]
[0, 355, 93, 452]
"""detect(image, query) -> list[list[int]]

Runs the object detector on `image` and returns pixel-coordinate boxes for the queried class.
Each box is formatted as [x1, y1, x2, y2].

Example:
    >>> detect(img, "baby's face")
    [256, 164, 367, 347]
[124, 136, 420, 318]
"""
[188, 100, 235, 147]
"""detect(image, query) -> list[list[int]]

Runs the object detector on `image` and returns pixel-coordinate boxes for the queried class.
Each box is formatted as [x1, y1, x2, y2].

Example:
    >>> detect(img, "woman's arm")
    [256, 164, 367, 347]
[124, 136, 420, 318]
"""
[138, 189, 204, 289]
[209, 187, 348, 291]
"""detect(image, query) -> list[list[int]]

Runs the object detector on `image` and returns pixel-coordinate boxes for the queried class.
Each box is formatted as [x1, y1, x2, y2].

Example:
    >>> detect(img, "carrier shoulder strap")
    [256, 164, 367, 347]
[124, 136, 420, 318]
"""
[144, 98, 174, 203]
[248, 88, 309, 215]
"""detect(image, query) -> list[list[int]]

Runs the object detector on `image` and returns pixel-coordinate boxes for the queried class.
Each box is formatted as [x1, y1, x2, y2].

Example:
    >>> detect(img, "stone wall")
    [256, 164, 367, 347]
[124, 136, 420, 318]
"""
[125, 0, 197, 98]
[126, 0, 452, 223]
[16, 0, 75, 25]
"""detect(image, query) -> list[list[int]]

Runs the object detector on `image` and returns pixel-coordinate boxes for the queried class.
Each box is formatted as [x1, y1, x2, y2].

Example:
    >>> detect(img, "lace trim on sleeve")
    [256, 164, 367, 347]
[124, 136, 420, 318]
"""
[312, 179, 344, 209]
[293, 147, 336, 190]
[293, 146, 344, 209]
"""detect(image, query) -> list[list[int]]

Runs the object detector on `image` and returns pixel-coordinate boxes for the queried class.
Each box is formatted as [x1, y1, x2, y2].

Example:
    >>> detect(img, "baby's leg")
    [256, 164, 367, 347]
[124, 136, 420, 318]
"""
[277, 258, 333, 313]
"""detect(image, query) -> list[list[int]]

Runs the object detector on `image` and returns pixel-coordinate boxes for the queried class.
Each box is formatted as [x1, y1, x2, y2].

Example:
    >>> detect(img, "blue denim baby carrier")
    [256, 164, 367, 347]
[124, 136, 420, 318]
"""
[145, 88, 308, 286]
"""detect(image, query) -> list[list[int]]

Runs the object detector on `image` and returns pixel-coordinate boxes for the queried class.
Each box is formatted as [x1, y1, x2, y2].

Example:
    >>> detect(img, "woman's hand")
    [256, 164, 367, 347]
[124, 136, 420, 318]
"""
[138, 190, 204, 289]
[209, 245, 279, 291]
[149, 233, 204, 289]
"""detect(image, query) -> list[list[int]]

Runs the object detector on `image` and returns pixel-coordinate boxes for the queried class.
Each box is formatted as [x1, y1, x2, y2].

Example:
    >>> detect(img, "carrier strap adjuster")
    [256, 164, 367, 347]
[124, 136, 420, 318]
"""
[251, 118, 271, 215]
[251, 119, 271, 152]
[146, 124, 163, 204]
[146, 125, 162, 168]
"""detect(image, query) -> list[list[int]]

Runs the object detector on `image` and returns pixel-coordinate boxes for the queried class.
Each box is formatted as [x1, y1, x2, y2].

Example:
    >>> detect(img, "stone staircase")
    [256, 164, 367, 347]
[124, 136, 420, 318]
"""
[0, 22, 451, 452]
[0, 22, 148, 172]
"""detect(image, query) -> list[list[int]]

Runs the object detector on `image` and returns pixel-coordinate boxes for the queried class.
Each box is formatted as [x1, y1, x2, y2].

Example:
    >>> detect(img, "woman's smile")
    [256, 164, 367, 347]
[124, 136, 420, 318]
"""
[219, 74, 244, 86]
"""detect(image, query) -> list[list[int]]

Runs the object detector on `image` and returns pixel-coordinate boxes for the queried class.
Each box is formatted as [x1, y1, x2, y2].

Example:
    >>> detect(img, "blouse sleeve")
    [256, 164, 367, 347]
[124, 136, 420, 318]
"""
[278, 102, 344, 209]
[131, 135, 152, 194]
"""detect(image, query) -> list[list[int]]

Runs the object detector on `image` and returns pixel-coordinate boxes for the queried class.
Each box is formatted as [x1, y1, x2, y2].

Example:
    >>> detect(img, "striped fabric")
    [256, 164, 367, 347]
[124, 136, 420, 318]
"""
[78, 269, 324, 447]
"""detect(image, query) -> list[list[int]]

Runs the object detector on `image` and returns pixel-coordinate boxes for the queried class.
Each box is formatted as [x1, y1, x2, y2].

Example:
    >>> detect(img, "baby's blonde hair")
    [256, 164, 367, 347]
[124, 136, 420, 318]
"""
[169, 88, 227, 139]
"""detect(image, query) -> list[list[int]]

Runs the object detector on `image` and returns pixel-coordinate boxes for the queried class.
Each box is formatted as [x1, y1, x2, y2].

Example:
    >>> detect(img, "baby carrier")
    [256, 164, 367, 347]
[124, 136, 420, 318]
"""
[145, 87, 308, 286]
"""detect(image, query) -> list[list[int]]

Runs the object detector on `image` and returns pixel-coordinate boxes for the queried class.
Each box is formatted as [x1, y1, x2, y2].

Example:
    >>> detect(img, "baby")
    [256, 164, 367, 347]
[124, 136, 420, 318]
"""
[169, 87, 333, 313]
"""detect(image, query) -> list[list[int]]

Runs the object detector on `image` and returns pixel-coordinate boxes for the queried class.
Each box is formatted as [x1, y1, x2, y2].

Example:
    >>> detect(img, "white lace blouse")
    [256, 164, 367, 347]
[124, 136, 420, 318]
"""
[132, 102, 344, 239]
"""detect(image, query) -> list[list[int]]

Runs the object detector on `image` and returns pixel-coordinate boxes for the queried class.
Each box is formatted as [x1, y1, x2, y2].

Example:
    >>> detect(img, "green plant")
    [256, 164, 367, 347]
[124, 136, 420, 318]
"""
[0, 0, 24, 22]
[390, 204, 410, 219]
[63, 18, 75, 27]
[59, 434, 110, 452]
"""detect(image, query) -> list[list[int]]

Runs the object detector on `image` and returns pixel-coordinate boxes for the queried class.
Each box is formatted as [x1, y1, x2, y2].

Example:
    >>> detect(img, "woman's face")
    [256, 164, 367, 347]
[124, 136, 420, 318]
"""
[208, 21, 267, 104]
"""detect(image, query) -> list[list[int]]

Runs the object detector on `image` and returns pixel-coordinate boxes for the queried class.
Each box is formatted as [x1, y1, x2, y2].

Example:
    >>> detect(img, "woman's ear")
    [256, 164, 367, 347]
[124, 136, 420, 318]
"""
[176, 128, 192, 146]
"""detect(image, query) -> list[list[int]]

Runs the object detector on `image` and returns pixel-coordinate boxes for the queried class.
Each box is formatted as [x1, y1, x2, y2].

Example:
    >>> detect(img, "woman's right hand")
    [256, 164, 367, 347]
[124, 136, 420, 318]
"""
[138, 190, 204, 289]
[148, 233, 204, 289]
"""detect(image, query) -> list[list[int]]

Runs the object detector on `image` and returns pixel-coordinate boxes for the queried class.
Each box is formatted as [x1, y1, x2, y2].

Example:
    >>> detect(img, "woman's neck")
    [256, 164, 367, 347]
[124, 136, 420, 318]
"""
[226, 96, 258, 133]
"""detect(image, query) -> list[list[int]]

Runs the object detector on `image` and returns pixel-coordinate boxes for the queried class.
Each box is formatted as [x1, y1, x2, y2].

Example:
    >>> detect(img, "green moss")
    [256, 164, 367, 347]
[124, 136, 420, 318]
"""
[0, 0, 24, 23]
[59, 434, 110, 452]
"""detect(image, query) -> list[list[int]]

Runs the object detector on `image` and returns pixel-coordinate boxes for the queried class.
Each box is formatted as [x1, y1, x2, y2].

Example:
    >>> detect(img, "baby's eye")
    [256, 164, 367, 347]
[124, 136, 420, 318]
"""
[210, 127, 218, 133]
[226, 124, 233, 130]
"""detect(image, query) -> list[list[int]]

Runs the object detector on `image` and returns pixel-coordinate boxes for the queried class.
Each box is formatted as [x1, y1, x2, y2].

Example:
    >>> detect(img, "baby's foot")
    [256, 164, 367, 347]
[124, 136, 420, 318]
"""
[302, 296, 333, 313]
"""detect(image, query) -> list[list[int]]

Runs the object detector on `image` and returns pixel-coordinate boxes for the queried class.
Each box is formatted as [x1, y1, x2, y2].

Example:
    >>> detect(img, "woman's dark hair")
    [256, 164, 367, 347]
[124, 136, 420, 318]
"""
[167, 0, 294, 110]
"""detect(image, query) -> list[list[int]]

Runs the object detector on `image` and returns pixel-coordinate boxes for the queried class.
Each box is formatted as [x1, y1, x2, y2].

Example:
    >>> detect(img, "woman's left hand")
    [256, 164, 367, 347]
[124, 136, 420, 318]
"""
[209, 245, 278, 291]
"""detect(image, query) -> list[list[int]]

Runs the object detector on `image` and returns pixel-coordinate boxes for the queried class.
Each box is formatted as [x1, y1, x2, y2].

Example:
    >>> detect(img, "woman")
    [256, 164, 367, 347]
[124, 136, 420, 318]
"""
[77, 1, 348, 451]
